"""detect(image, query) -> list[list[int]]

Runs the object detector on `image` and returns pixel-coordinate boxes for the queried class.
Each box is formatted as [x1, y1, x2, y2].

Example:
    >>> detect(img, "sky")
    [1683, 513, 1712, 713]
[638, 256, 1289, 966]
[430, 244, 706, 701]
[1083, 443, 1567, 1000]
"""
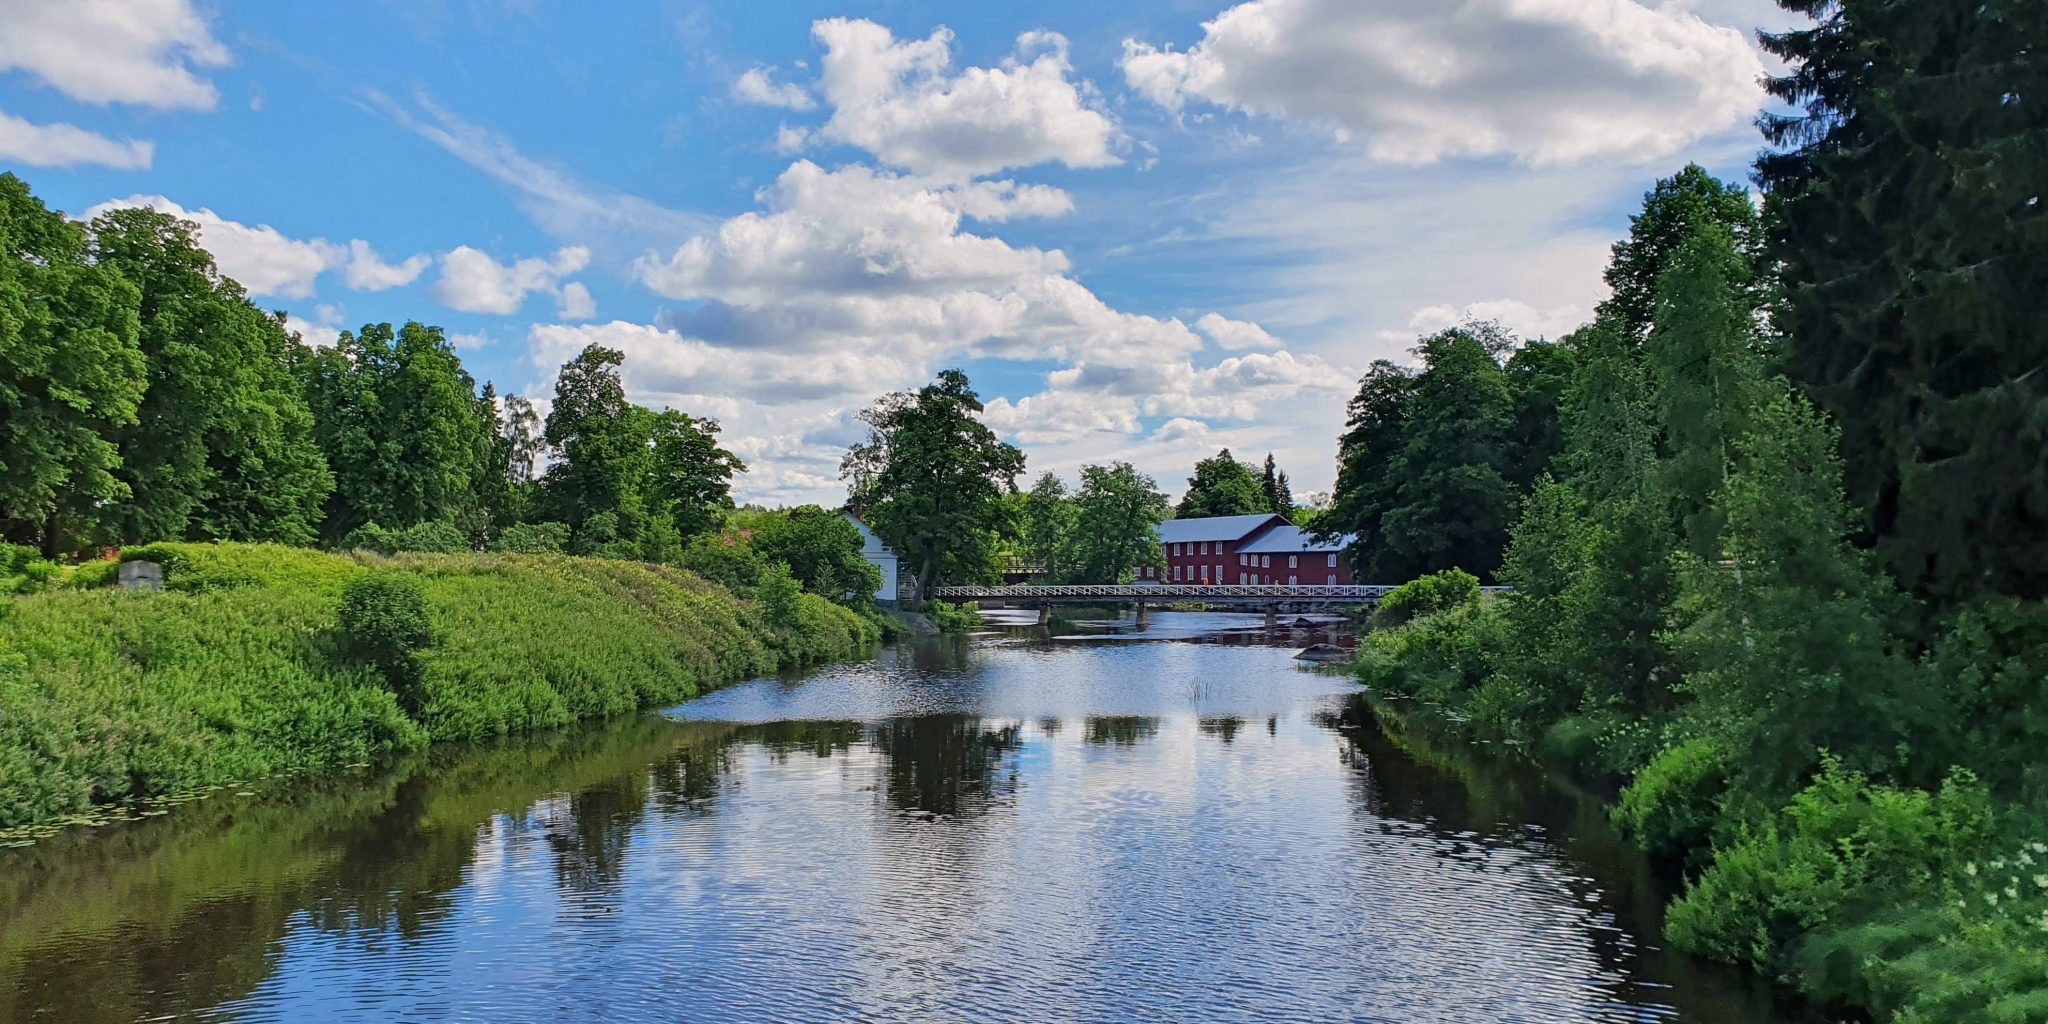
[0, 0, 1804, 507]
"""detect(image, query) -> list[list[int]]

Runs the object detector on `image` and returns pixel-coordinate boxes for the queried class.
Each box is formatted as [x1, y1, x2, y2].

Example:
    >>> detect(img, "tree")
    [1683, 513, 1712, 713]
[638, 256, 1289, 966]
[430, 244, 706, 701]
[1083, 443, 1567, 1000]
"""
[841, 369, 1024, 606]
[1502, 339, 1578, 490]
[645, 409, 744, 541]
[1176, 448, 1267, 518]
[1596, 163, 1760, 341]
[1260, 453, 1293, 517]
[1020, 471, 1077, 581]
[1323, 360, 1415, 559]
[543, 344, 648, 535]
[89, 206, 330, 545]
[298, 322, 494, 541]
[749, 506, 882, 608]
[0, 174, 145, 556]
[1068, 462, 1168, 583]
[1758, 1, 2048, 601]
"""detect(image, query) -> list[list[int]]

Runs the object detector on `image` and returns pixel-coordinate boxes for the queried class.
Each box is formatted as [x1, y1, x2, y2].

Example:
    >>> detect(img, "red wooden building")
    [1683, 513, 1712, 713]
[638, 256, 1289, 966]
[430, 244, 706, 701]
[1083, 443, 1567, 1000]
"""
[1132, 515, 1355, 586]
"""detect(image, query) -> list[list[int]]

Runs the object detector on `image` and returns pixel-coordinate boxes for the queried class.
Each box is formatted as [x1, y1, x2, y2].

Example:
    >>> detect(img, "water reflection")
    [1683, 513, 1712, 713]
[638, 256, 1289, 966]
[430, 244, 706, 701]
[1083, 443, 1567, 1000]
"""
[0, 613, 1812, 1023]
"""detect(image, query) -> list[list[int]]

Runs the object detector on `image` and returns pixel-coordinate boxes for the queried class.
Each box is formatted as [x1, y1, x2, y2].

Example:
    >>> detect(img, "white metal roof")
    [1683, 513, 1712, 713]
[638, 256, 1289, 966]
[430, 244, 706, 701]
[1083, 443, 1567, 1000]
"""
[1154, 514, 1286, 544]
[1237, 524, 1353, 554]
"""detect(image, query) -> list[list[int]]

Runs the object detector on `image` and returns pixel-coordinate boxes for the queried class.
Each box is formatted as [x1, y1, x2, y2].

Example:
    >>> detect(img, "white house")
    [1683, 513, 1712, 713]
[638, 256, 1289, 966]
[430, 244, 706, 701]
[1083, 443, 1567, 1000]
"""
[841, 511, 900, 606]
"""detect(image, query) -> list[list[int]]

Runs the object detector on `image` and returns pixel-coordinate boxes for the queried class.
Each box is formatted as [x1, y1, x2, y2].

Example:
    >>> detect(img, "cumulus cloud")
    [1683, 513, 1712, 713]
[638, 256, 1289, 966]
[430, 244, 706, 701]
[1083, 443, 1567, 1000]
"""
[0, 109, 153, 170]
[527, 320, 924, 409]
[733, 66, 815, 110]
[633, 160, 1197, 368]
[556, 281, 597, 321]
[981, 391, 1142, 445]
[1120, 0, 1765, 165]
[87, 195, 345, 299]
[431, 245, 591, 315]
[1383, 297, 1590, 343]
[284, 303, 346, 348]
[811, 19, 1119, 179]
[1195, 312, 1279, 350]
[342, 238, 431, 291]
[85, 195, 434, 300]
[0, 0, 229, 110]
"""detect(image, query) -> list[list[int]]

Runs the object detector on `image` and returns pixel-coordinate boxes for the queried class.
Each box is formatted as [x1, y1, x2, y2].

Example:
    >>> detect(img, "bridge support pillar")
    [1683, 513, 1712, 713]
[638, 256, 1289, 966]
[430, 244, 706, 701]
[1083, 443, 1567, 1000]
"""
[1036, 604, 1051, 626]
[1263, 607, 1278, 627]
[1134, 601, 1149, 626]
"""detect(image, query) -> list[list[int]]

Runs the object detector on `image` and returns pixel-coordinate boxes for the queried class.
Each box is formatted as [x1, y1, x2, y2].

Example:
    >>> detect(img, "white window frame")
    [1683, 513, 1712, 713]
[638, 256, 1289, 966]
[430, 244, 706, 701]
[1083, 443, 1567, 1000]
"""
[1288, 554, 1298, 568]
[1327, 553, 1337, 567]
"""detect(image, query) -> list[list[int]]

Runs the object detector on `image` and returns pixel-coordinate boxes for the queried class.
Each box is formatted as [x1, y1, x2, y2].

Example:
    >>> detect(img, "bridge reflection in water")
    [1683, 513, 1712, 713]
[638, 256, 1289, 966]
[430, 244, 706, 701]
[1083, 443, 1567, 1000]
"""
[931, 583, 1509, 620]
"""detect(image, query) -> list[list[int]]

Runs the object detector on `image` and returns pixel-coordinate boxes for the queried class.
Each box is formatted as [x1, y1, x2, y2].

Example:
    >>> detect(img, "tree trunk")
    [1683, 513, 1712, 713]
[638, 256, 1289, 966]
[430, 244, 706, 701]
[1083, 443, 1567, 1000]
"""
[911, 559, 938, 610]
[42, 510, 61, 561]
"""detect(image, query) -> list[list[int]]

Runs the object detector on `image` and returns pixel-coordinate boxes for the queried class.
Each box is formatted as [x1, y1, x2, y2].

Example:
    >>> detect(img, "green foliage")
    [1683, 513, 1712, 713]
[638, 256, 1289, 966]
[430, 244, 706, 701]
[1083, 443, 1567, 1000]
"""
[842, 369, 1024, 604]
[1021, 471, 1077, 581]
[0, 173, 145, 557]
[88, 205, 331, 547]
[1667, 759, 1993, 970]
[1325, 324, 1528, 582]
[489, 521, 568, 554]
[1260, 452, 1293, 517]
[747, 506, 881, 608]
[343, 520, 471, 555]
[755, 561, 804, 627]
[923, 599, 982, 634]
[338, 572, 435, 709]
[676, 533, 768, 595]
[0, 543, 873, 830]
[1613, 737, 1734, 861]
[1069, 461, 1168, 583]
[1355, 594, 1506, 710]
[1759, 4, 2048, 602]
[1176, 448, 1267, 519]
[1374, 568, 1480, 627]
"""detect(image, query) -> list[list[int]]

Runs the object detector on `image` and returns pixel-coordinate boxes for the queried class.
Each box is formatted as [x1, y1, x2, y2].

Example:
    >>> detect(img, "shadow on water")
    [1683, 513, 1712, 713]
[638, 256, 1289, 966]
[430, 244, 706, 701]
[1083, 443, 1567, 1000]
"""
[0, 613, 1818, 1023]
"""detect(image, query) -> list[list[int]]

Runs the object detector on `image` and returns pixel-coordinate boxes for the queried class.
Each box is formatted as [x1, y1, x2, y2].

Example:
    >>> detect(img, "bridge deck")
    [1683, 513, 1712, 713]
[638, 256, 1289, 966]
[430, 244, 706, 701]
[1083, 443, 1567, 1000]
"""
[931, 584, 1507, 606]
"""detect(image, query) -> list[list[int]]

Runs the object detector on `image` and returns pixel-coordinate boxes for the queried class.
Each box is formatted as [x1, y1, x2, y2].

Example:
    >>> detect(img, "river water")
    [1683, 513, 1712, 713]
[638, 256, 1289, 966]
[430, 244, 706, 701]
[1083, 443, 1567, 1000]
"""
[0, 611, 1810, 1023]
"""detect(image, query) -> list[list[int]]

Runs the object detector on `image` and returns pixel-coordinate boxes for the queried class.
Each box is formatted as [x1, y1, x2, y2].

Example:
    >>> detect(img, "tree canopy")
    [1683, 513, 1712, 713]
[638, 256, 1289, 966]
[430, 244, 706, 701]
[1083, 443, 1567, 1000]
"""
[1176, 448, 1267, 518]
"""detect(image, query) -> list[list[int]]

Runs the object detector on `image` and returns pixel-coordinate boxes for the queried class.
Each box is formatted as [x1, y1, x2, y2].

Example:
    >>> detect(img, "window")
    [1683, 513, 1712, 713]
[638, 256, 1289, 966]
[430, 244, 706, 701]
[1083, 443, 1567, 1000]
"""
[1261, 554, 1271, 568]
[1172, 566, 1181, 581]
[1199, 542, 1209, 555]
[1327, 553, 1337, 567]
[1326, 572, 1335, 584]
[1289, 575, 1297, 585]
[1288, 554, 1298, 568]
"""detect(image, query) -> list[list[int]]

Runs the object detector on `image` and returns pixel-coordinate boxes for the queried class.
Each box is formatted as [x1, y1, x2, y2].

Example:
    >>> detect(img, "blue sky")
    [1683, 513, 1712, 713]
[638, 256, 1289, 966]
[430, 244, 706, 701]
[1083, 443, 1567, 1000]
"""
[0, 0, 1800, 505]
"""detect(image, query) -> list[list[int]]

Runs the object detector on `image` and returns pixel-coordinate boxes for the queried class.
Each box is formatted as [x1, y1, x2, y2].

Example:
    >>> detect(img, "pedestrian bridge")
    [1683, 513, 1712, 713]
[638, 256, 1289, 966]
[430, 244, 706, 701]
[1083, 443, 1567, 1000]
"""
[931, 583, 1507, 609]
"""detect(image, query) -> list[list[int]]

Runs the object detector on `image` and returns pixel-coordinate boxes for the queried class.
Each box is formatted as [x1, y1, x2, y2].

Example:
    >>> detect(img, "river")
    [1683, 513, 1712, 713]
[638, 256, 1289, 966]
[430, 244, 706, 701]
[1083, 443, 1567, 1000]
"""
[0, 610, 1812, 1023]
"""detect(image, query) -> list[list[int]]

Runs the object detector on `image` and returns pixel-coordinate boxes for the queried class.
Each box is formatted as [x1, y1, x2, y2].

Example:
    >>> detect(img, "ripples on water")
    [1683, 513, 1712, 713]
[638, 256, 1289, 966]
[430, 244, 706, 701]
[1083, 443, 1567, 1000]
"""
[0, 611, 1806, 1023]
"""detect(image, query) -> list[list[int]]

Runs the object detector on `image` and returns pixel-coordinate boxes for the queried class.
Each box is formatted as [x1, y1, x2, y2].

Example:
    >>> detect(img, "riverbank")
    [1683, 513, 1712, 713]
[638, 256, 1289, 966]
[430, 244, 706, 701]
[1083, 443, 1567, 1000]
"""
[0, 542, 875, 833]
[1351, 583, 2048, 1023]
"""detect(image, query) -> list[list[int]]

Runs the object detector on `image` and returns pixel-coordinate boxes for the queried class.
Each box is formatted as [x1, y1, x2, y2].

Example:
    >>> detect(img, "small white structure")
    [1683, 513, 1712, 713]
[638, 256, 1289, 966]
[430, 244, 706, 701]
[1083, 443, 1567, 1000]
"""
[841, 511, 900, 606]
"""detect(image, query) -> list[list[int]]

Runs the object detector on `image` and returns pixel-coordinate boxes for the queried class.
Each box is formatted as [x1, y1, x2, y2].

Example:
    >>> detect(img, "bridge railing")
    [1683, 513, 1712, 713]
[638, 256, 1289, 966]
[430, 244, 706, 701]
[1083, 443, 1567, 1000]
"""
[931, 583, 1510, 601]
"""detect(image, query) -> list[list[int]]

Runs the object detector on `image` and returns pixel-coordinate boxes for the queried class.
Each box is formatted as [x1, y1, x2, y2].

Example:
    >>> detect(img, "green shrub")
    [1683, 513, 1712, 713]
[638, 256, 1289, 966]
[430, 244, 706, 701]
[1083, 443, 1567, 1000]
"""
[1667, 758, 1993, 969]
[924, 599, 982, 633]
[756, 561, 804, 628]
[489, 521, 569, 554]
[344, 520, 470, 554]
[0, 543, 41, 576]
[1374, 568, 1481, 627]
[1614, 736, 1733, 861]
[1355, 595, 1505, 707]
[676, 534, 767, 595]
[339, 572, 436, 710]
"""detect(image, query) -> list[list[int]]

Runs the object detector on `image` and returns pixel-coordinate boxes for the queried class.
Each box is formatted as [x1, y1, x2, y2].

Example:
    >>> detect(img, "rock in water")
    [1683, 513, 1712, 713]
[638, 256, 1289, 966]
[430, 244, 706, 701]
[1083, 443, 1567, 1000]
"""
[1294, 643, 1349, 663]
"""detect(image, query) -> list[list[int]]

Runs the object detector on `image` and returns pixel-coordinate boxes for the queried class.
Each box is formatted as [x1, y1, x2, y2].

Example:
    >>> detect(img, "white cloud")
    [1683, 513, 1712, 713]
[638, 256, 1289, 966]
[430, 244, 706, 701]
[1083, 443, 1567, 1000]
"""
[0, 0, 228, 110]
[284, 303, 345, 348]
[0, 109, 152, 170]
[733, 66, 815, 110]
[431, 244, 591, 315]
[632, 160, 1190, 369]
[556, 281, 596, 321]
[86, 195, 345, 299]
[981, 391, 1142, 445]
[1383, 298, 1590, 343]
[810, 19, 1120, 179]
[342, 238, 431, 291]
[447, 330, 494, 350]
[1195, 312, 1278, 350]
[1121, 0, 1765, 165]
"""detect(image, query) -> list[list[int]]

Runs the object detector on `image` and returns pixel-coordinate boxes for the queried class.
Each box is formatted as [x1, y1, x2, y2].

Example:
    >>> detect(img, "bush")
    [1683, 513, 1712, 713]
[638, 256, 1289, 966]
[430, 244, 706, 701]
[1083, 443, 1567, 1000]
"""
[339, 572, 436, 710]
[1355, 595, 1506, 707]
[344, 521, 470, 555]
[1374, 568, 1482, 627]
[490, 522, 569, 554]
[1614, 736, 1734, 861]
[924, 599, 982, 633]
[755, 561, 804, 628]
[676, 533, 767, 595]
[1667, 758, 1993, 969]
[0, 543, 41, 576]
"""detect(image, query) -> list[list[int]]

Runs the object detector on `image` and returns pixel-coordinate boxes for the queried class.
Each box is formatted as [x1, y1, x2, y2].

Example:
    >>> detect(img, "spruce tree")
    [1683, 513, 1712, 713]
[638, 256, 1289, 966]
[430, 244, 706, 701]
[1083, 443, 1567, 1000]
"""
[1759, 0, 2048, 600]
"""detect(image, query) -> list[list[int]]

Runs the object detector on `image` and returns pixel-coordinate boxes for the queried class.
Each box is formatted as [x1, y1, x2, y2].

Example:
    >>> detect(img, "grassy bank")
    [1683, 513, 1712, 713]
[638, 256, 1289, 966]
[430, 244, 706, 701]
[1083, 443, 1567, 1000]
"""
[1352, 577, 2048, 1023]
[0, 542, 875, 831]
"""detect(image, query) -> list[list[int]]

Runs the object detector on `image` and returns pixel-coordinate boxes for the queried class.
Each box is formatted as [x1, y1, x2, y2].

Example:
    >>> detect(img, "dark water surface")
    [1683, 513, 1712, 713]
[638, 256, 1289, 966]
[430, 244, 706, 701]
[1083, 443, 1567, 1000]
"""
[0, 611, 1810, 1022]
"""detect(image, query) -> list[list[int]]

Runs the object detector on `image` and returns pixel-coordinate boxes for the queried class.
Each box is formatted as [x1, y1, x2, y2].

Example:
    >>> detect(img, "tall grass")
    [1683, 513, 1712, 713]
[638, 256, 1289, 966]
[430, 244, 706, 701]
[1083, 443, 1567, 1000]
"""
[0, 543, 875, 830]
